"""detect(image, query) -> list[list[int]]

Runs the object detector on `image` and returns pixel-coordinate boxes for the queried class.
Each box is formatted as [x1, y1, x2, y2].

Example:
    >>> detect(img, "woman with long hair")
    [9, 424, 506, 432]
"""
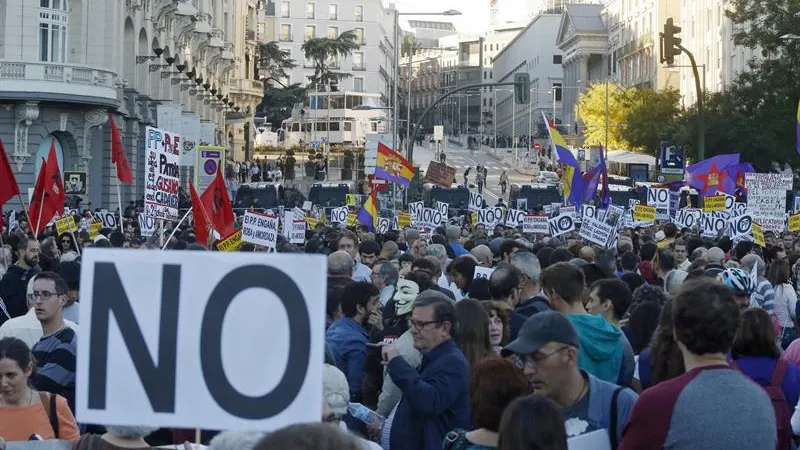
[767, 259, 797, 349]
[0, 337, 79, 441]
[454, 299, 492, 367]
[635, 300, 685, 391]
[497, 395, 568, 450]
[482, 301, 511, 356]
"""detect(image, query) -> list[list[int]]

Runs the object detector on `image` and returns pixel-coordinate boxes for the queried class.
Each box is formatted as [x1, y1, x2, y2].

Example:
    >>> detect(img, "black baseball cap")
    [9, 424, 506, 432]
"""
[502, 311, 581, 356]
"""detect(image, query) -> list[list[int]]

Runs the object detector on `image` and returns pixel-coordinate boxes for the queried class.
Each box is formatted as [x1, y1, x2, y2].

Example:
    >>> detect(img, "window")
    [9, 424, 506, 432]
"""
[306, 2, 315, 19]
[281, 1, 290, 18]
[305, 25, 316, 41]
[355, 5, 363, 22]
[328, 26, 338, 38]
[280, 24, 292, 41]
[329, 4, 338, 20]
[354, 77, 364, 92]
[352, 52, 364, 70]
[354, 28, 365, 44]
[39, 0, 68, 63]
[344, 121, 352, 131]
[552, 83, 562, 102]
[553, 55, 562, 64]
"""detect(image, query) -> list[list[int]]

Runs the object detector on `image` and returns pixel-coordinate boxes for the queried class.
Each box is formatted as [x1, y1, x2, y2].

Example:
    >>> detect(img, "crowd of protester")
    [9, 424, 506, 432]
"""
[4, 206, 800, 449]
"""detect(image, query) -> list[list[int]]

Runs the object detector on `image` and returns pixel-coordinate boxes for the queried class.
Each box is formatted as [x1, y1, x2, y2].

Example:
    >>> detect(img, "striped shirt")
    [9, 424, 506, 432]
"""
[32, 326, 77, 412]
[750, 277, 776, 314]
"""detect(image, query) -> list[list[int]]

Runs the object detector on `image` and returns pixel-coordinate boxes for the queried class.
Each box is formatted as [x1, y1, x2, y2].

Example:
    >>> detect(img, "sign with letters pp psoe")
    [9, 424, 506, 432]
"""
[76, 249, 325, 431]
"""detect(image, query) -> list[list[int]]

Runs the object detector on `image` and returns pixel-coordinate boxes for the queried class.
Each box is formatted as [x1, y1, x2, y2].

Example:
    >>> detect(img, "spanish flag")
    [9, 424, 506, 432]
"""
[542, 112, 582, 204]
[375, 142, 415, 188]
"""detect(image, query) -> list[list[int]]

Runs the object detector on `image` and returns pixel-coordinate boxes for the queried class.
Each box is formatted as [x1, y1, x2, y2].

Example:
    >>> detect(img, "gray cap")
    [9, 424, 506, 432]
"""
[502, 311, 580, 356]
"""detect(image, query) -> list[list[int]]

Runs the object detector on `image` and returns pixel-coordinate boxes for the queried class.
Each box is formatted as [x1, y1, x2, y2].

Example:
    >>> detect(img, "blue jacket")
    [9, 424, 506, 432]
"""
[569, 314, 624, 383]
[450, 242, 469, 257]
[387, 339, 471, 450]
[326, 317, 369, 401]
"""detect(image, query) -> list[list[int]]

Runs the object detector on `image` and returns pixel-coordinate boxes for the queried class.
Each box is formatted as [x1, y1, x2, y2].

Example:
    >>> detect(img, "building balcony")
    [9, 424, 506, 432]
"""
[228, 78, 264, 103]
[0, 61, 118, 108]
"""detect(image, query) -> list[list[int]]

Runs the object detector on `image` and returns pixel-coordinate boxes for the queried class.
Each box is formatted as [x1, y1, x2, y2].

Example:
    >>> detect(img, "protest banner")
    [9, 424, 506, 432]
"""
[55, 216, 77, 235]
[473, 266, 495, 281]
[423, 161, 457, 187]
[579, 217, 616, 247]
[94, 210, 118, 230]
[468, 192, 484, 210]
[476, 207, 504, 227]
[77, 250, 325, 431]
[138, 214, 156, 237]
[397, 212, 412, 228]
[674, 208, 701, 229]
[745, 173, 793, 191]
[633, 205, 656, 222]
[703, 195, 726, 212]
[216, 229, 243, 252]
[436, 201, 449, 217]
[548, 213, 575, 237]
[242, 211, 278, 249]
[789, 213, 800, 232]
[523, 215, 549, 234]
[416, 208, 444, 229]
[144, 126, 180, 220]
[88, 221, 103, 240]
[647, 188, 670, 220]
[407, 201, 424, 219]
[701, 213, 727, 238]
[752, 222, 765, 247]
[376, 217, 390, 234]
[289, 220, 306, 244]
[746, 173, 791, 233]
[505, 209, 525, 228]
[729, 214, 753, 241]
[329, 206, 348, 224]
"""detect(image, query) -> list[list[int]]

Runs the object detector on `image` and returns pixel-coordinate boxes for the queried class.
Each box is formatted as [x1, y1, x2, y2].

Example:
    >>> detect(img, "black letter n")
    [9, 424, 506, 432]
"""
[87, 262, 180, 413]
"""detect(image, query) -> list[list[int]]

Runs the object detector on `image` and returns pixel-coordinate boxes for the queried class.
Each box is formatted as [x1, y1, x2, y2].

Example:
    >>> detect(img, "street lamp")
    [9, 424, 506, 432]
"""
[392, 9, 461, 154]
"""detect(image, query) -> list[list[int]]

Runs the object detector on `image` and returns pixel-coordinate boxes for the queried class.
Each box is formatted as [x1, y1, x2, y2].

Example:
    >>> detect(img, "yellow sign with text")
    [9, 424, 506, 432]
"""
[216, 229, 244, 252]
[346, 213, 359, 228]
[88, 220, 103, 239]
[305, 216, 319, 229]
[345, 194, 357, 206]
[789, 214, 800, 232]
[753, 222, 765, 247]
[55, 216, 78, 235]
[633, 205, 656, 222]
[397, 212, 412, 229]
[703, 195, 726, 212]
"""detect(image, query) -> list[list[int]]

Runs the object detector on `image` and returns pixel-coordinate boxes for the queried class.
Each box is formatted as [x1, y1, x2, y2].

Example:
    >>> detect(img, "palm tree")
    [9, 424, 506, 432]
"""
[256, 41, 297, 86]
[302, 30, 360, 90]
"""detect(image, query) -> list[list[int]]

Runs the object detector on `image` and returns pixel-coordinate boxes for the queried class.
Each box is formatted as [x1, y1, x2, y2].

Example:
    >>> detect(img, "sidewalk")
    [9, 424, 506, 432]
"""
[484, 145, 537, 177]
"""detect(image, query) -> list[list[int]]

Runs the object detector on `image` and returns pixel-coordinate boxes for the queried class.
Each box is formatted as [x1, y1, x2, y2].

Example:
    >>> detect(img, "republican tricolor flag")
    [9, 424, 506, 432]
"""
[375, 142, 415, 188]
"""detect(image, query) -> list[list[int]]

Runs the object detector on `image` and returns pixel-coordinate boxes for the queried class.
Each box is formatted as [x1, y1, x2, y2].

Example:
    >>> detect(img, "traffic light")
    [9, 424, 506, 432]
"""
[660, 18, 682, 65]
[514, 73, 530, 105]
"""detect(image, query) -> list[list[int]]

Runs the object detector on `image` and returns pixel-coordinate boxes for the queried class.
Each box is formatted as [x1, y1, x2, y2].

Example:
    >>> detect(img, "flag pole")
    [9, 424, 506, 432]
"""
[34, 189, 46, 236]
[16, 194, 32, 234]
[0, 231, 8, 268]
[161, 209, 192, 250]
[116, 180, 124, 233]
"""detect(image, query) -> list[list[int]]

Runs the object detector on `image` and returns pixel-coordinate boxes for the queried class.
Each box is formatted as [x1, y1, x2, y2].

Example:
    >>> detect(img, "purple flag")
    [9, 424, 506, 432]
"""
[685, 153, 740, 196]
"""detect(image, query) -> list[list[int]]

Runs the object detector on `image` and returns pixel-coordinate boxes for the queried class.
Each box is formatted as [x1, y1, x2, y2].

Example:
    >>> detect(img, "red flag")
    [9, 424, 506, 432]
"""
[109, 113, 133, 184]
[200, 170, 234, 237]
[0, 139, 20, 206]
[190, 181, 212, 247]
[44, 140, 65, 211]
[29, 158, 55, 235]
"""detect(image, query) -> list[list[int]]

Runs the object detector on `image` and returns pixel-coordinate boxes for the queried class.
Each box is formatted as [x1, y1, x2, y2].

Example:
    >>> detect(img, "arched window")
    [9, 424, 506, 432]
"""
[39, 0, 69, 63]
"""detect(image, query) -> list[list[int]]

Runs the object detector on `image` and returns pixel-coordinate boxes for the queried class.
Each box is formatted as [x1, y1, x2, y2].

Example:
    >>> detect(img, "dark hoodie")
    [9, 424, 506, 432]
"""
[515, 295, 551, 317]
[0, 264, 40, 321]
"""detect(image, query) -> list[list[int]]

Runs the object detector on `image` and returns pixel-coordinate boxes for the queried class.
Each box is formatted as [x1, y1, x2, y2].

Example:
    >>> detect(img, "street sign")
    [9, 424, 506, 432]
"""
[433, 126, 444, 142]
[311, 141, 321, 150]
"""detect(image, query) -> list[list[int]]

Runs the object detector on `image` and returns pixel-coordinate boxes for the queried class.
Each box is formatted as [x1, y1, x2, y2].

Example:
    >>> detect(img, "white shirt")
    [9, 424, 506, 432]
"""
[437, 274, 462, 301]
[0, 308, 79, 349]
[353, 262, 372, 282]
[774, 283, 797, 327]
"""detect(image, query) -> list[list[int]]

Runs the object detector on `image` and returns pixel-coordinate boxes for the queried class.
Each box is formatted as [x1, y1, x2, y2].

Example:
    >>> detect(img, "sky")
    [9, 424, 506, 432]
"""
[392, 0, 531, 35]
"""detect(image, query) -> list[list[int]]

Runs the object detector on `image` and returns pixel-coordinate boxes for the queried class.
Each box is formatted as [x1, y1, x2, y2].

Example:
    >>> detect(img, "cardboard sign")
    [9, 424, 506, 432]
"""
[435, 201, 449, 217]
[476, 207, 504, 227]
[473, 266, 495, 281]
[76, 249, 325, 430]
[55, 216, 78, 235]
[753, 222, 765, 247]
[423, 161, 456, 187]
[505, 209, 525, 228]
[415, 208, 444, 229]
[329, 206, 348, 224]
[144, 126, 180, 220]
[548, 213, 575, 237]
[647, 188, 670, 220]
[579, 217, 615, 247]
[216, 229, 243, 251]
[138, 214, 156, 237]
[729, 214, 753, 240]
[700, 213, 727, 238]
[789, 213, 800, 232]
[703, 195, 726, 212]
[674, 208, 701, 229]
[468, 192, 484, 211]
[397, 212, 412, 229]
[745, 173, 793, 191]
[289, 220, 306, 244]
[88, 220, 103, 240]
[633, 205, 656, 222]
[242, 211, 278, 249]
[407, 201, 424, 218]
[523, 215, 549, 234]
[746, 173, 791, 233]
[94, 210, 118, 230]
[376, 217, 390, 234]
[345, 194, 357, 206]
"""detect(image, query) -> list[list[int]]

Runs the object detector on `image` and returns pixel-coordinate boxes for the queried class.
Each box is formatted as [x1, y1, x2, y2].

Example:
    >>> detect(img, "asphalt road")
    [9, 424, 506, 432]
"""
[414, 143, 534, 204]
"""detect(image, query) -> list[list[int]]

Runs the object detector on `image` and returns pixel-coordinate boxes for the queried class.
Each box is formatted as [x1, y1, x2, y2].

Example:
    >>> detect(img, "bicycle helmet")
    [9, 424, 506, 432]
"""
[718, 268, 756, 295]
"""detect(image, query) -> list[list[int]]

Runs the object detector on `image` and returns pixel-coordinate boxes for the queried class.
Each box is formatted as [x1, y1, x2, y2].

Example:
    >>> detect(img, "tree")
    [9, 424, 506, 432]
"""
[621, 89, 682, 156]
[256, 83, 307, 129]
[577, 83, 634, 150]
[302, 30, 360, 89]
[255, 41, 297, 84]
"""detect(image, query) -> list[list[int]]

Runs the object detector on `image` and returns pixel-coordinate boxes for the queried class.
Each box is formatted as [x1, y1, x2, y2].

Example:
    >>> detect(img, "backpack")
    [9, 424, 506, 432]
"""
[39, 391, 60, 439]
[730, 359, 792, 450]
[442, 429, 471, 450]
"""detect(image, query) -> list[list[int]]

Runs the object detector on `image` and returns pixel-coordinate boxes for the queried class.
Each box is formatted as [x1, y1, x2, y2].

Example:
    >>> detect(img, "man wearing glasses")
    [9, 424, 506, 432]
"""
[30, 271, 78, 412]
[503, 311, 637, 446]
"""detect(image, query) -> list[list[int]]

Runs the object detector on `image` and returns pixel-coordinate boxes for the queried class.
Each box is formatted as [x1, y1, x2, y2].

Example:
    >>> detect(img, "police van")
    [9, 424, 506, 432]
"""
[308, 182, 354, 207]
[509, 184, 562, 210]
[422, 184, 470, 217]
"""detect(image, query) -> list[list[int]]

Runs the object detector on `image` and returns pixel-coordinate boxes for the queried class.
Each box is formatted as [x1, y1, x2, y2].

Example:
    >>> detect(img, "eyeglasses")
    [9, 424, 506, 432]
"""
[407, 319, 441, 330]
[32, 291, 58, 300]
[521, 346, 570, 369]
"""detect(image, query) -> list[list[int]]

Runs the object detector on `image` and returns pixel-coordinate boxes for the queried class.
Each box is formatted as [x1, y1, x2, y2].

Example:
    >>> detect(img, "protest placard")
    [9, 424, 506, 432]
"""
[77, 250, 325, 431]
[701, 213, 727, 238]
[397, 212, 412, 228]
[633, 205, 656, 222]
[216, 229, 243, 252]
[144, 126, 180, 220]
[289, 220, 306, 244]
[88, 221, 103, 240]
[674, 208, 701, 229]
[329, 206, 348, 224]
[703, 195, 726, 212]
[242, 211, 278, 249]
[753, 222, 765, 247]
[476, 207, 504, 227]
[789, 213, 800, 232]
[647, 188, 670, 220]
[376, 217, 390, 234]
[55, 216, 77, 235]
[745, 173, 793, 191]
[548, 213, 575, 237]
[423, 161, 457, 187]
[473, 266, 495, 280]
[138, 214, 156, 237]
[523, 215, 549, 234]
[505, 209, 525, 228]
[469, 192, 484, 210]
[746, 173, 791, 233]
[579, 217, 615, 247]
[729, 214, 753, 241]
